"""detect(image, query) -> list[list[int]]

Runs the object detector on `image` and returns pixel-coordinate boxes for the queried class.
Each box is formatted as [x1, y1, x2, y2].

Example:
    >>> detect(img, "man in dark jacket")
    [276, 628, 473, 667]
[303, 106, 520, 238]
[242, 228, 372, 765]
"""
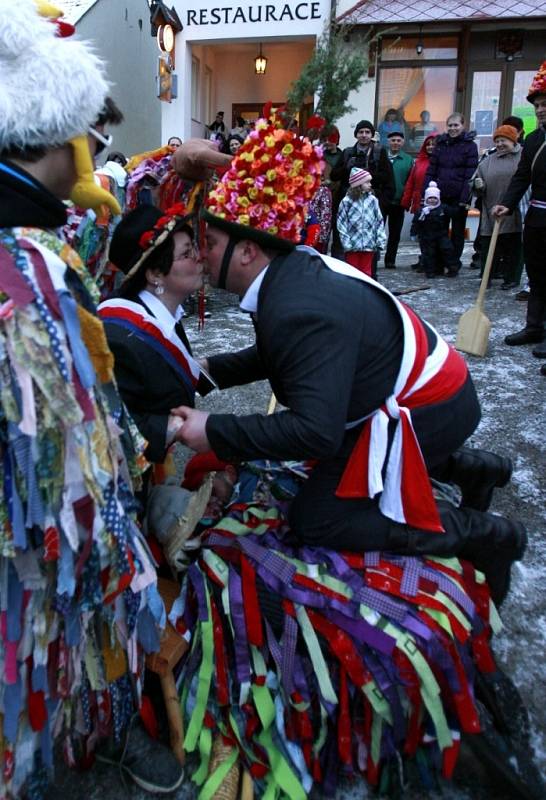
[424, 113, 478, 274]
[493, 62, 546, 373]
[172, 119, 526, 606]
[331, 119, 395, 215]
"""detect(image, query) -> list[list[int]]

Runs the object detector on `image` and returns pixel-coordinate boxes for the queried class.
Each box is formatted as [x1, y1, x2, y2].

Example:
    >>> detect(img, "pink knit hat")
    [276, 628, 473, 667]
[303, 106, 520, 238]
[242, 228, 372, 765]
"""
[349, 167, 372, 187]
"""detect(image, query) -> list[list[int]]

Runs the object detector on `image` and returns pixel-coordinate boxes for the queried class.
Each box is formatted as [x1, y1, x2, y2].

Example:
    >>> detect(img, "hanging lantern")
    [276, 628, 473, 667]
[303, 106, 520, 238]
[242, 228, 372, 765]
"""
[254, 43, 267, 75]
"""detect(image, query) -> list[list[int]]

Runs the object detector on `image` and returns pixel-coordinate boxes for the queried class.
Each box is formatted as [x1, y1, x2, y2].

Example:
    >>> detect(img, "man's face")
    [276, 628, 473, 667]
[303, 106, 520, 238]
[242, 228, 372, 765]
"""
[168, 136, 182, 149]
[533, 96, 546, 127]
[356, 127, 373, 145]
[388, 135, 404, 154]
[204, 226, 231, 288]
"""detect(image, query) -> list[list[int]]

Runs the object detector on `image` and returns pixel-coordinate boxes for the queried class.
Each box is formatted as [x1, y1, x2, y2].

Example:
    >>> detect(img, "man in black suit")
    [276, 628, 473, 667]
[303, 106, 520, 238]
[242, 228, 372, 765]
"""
[493, 64, 546, 374]
[167, 116, 525, 604]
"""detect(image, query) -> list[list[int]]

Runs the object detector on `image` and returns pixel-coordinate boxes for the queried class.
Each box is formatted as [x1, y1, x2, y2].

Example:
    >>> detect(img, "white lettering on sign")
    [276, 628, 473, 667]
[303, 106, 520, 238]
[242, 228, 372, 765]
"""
[185, 2, 321, 25]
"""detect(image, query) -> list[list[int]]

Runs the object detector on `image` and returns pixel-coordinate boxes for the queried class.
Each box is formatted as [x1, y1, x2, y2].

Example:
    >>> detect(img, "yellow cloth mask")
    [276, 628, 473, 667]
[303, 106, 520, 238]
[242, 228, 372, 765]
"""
[69, 135, 122, 216]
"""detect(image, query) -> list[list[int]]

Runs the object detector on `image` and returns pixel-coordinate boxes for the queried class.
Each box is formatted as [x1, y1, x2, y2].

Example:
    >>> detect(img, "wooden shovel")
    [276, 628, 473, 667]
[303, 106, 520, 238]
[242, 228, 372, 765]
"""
[455, 218, 501, 357]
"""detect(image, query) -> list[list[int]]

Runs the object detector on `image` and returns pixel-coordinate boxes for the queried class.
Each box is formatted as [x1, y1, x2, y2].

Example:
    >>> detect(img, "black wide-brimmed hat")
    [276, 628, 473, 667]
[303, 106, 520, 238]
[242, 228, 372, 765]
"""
[109, 203, 192, 281]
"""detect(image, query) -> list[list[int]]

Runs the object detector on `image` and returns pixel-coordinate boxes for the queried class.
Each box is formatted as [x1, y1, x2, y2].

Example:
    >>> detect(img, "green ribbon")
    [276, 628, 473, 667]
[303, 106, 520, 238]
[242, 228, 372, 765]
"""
[193, 727, 212, 786]
[295, 604, 338, 706]
[185, 589, 214, 752]
[252, 683, 307, 800]
[197, 747, 239, 800]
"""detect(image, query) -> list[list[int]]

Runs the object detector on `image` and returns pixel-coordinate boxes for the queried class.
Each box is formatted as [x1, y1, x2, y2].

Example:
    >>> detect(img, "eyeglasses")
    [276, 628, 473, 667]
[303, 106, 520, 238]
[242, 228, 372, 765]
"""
[173, 245, 198, 261]
[88, 126, 113, 155]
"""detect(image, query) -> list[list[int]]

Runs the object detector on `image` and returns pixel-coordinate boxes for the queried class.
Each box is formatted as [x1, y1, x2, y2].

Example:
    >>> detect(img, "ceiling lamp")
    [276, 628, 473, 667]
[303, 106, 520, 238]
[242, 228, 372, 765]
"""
[255, 43, 268, 75]
[415, 25, 424, 56]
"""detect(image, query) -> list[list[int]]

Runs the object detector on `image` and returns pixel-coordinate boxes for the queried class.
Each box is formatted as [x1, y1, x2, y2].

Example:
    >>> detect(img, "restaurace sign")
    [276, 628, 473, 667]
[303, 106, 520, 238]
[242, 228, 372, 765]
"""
[184, 1, 322, 26]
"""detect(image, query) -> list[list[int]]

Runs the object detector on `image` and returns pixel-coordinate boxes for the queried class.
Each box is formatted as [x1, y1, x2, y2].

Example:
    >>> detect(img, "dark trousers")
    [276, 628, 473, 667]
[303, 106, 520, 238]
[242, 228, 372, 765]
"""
[444, 201, 469, 269]
[384, 204, 405, 267]
[420, 233, 457, 277]
[480, 232, 522, 284]
[289, 375, 481, 549]
[522, 226, 546, 332]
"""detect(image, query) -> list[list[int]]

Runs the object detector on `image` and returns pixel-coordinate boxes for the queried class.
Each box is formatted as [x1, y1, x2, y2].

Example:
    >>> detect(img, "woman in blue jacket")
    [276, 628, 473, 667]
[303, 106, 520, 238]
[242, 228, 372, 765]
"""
[424, 112, 479, 274]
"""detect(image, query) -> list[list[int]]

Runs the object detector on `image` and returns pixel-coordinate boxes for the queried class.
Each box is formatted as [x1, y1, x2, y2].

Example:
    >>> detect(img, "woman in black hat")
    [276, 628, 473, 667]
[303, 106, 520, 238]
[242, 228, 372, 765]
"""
[98, 203, 212, 463]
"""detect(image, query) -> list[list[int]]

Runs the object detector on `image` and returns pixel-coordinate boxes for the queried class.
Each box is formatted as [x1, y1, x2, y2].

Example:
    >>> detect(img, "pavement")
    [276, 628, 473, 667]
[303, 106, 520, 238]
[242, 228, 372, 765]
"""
[51, 243, 546, 799]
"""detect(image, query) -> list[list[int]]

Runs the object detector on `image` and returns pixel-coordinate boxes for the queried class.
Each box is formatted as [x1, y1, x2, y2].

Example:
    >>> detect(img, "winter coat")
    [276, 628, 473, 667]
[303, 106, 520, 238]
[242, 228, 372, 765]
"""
[424, 131, 479, 205]
[415, 203, 452, 243]
[475, 145, 522, 236]
[331, 142, 395, 212]
[401, 134, 437, 212]
[388, 150, 414, 204]
[337, 191, 386, 252]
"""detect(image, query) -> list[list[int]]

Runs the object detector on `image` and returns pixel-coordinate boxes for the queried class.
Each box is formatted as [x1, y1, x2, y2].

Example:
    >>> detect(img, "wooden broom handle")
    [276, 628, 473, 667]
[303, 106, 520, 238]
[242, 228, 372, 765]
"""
[476, 218, 501, 311]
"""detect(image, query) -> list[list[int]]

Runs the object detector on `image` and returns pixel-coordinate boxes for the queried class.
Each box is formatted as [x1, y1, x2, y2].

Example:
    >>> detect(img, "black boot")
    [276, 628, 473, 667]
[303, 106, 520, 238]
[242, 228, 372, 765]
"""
[447, 447, 512, 511]
[405, 503, 527, 606]
[531, 339, 546, 358]
[504, 294, 545, 345]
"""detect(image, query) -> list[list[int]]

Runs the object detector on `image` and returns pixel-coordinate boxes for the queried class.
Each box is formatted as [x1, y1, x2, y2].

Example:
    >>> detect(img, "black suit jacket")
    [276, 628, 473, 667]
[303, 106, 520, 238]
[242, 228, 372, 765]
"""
[104, 301, 201, 463]
[206, 250, 480, 466]
[330, 143, 395, 212]
[502, 127, 546, 227]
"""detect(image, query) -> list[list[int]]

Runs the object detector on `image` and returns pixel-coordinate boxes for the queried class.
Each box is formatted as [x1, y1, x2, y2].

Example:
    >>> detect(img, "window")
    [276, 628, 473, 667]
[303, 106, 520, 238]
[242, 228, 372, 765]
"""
[469, 71, 502, 152]
[511, 70, 539, 136]
[381, 36, 458, 62]
[191, 57, 200, 121]
[377, 66, 458, 152]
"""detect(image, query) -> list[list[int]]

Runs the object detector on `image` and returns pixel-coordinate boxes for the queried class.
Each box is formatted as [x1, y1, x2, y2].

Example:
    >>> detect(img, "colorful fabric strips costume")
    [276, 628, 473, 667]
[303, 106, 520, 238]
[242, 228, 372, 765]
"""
[98, 298, 201, 400]
[0, 227, 164, 796]
[172, 461, 500, 799]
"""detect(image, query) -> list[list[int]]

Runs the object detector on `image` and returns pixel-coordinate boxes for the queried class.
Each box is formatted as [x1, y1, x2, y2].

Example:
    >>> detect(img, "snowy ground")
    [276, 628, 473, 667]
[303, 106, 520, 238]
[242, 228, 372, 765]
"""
[51, 244, 545, 799]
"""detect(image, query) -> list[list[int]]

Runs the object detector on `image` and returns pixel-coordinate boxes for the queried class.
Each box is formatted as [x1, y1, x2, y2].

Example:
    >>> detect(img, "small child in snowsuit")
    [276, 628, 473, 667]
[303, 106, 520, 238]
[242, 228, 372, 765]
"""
[337, 167, 386, 277]
[415, 181, 458, 278]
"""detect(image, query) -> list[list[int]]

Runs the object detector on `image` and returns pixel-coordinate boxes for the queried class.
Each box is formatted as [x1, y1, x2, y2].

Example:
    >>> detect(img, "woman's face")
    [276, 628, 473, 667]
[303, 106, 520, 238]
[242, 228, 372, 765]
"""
[386, 111, 397, 122]
[446, 117, 464, 137]
[425, 138, 436, 155]
[163, 231, 203, 300]
[229, 138, 241, 154]
[494, 136, 515, 153]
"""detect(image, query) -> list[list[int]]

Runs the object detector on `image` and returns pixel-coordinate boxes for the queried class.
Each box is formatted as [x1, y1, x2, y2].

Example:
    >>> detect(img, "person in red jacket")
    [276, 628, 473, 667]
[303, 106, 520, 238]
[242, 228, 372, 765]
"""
[401, 133, 437, 269]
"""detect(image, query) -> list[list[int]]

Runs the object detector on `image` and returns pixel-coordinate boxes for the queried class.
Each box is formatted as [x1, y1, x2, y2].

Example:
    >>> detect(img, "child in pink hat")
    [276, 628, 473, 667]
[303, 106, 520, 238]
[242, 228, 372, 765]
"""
[337, 167, 386, 276]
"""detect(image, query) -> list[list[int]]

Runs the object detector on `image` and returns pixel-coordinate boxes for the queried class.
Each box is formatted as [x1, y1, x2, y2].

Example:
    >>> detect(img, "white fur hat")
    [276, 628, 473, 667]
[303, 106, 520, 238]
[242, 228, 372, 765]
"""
[0, 0, 109, 152]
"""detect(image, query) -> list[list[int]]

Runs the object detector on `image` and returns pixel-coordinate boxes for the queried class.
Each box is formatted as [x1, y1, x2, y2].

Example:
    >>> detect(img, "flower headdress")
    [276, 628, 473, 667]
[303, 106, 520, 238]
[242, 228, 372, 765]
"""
[203, 110, 324, 251]
[527, 61, 546, 103]
[120, 203, 191, 282]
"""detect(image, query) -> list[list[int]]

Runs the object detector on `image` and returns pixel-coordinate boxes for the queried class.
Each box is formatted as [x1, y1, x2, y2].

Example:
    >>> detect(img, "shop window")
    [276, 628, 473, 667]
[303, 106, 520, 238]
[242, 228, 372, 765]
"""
[469, 71, 502, 153]
[191, 56, 200, 121]
[381, 36, 458, 62]
[511, 70, 539, 136]
[377, 66, 457, 152]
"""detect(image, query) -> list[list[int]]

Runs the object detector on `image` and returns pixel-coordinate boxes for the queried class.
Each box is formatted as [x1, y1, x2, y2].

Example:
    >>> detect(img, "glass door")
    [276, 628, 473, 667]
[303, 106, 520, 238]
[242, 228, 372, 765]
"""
[509, 69, 539, 136]
[468, 70, 503, 153]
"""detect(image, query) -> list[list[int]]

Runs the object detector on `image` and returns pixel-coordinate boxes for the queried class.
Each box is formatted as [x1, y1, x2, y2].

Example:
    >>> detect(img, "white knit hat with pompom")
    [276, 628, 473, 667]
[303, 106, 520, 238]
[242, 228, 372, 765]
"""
[0, 0, 109, 151]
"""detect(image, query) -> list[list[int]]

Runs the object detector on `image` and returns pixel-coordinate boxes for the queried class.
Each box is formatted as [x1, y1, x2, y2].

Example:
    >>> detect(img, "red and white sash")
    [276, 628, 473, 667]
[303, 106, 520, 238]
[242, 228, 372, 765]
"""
[297, 247, 468, 533]
[98, 298, 201, 396]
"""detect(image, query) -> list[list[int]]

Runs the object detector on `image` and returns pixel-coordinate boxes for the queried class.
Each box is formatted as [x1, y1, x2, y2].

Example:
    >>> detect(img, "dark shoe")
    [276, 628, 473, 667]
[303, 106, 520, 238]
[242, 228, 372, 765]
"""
[410, 261, 421, 270]
[446, 269, 459, 277]
[96, 715, 185, 794]
[515, 289, 529, 301]
[384, 263, 396, 269]
[501, 281, 518, 290]
[505, 327, 544, 346]
[531, 340, 546, 358]
[541, 363, 546, 376]
[448, 447, 513, 512]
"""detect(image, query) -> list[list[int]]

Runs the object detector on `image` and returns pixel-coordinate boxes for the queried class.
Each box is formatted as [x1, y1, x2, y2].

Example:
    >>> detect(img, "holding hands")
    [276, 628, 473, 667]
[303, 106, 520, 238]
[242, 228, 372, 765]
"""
[170, 406, 211, 452]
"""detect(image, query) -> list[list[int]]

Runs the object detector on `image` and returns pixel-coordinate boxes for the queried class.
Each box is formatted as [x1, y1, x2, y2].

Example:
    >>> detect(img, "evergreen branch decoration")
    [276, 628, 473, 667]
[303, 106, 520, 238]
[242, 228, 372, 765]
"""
[286, 16, 370, 128]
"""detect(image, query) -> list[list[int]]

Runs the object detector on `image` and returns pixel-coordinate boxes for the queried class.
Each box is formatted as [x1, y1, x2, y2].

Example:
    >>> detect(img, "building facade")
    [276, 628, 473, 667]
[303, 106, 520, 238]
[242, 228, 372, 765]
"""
[335, 0, 546, 153]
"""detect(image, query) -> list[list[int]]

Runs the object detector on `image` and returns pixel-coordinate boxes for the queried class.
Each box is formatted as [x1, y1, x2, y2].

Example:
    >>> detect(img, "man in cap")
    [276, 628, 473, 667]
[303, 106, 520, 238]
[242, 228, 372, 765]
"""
[493, 62, 546, 374]
[331, 119, 395, 216]
[0, 1, 184, 794]
[384, 130, 413, 269]
[171, 115, 525, 607]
